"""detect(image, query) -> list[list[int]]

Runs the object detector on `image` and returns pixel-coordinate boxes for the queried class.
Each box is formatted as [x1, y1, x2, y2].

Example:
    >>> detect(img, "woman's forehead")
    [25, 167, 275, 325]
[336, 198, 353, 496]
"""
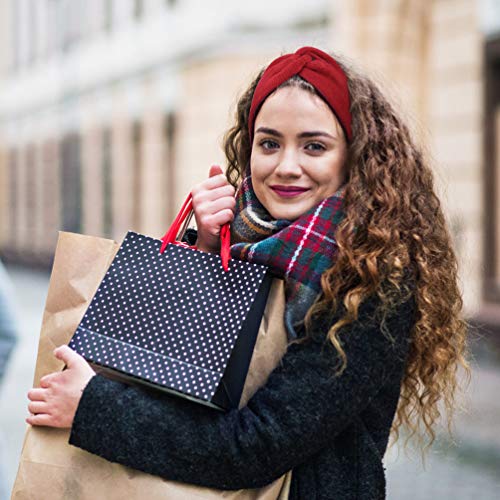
[255, 87, 344, 137]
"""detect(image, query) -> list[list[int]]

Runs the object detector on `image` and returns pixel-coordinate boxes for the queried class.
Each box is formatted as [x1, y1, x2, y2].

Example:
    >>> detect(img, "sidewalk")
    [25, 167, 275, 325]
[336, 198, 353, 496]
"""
[1, 265, 500, 499]
[385, 359, 500, 499]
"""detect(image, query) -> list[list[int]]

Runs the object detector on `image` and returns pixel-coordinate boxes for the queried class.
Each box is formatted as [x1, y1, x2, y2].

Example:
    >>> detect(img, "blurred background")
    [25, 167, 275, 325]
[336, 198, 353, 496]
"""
[0, 0, 500, 498]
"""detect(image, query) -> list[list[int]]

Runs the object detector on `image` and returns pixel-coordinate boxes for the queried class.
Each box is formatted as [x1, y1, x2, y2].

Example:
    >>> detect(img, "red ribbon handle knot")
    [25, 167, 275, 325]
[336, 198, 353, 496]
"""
[160, 193, 231, 272]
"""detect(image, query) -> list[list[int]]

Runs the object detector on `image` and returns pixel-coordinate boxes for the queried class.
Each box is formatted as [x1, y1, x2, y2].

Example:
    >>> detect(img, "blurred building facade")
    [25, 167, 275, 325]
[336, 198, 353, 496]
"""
[0, 0, 499, 330]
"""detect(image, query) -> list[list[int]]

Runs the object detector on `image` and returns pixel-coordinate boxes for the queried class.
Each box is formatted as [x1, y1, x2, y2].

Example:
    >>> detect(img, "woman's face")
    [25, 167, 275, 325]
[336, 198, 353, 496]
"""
[250, 86, 348, 220]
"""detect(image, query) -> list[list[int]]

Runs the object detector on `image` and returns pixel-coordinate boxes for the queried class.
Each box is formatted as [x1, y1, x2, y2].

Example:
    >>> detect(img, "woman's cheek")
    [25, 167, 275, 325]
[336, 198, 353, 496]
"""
[252, 154, 276, 179]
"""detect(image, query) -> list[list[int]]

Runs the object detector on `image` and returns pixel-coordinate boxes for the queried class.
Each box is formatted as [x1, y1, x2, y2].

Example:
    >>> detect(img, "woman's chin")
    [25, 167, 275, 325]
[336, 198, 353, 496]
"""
[267, 201, 312, 221]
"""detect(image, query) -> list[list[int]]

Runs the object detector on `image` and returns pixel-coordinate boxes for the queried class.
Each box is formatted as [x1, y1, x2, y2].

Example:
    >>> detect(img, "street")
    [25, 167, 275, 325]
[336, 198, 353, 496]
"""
[1, 265, 500, 499]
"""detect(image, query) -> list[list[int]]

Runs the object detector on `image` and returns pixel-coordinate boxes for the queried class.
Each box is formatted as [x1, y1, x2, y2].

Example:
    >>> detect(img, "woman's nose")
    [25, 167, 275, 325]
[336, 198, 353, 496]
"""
[275, 148, 302, 177]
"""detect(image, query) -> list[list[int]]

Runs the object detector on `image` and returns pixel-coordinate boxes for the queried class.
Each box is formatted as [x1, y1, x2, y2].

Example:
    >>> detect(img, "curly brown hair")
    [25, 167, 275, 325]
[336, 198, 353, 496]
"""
[222, 54, 470, 453]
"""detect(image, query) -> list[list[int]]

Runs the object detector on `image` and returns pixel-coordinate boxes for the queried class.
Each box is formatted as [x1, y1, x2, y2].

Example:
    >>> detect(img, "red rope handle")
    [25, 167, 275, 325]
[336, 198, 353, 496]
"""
[160, 193, 231, 271]
[220, 223, 231, 272]
[159, 195, 193, 252]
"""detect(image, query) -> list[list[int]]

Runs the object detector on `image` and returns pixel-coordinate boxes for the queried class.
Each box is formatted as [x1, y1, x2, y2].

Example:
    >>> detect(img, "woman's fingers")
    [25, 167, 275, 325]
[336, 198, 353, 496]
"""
[194, 184, 235, 204]
[208, 209, 235, 227]
[27, 388, 46, 401]
[192, 173, 230, 195]
[54, 345, 82, 368]
[40, 373, 57, 388]
[26, 413, 55, 427]
[28, 401, 49, 414]
[208, 164, 224, 177]
[199, 196, 236, 217]
[195, 198, 235, 235]
[192, 165, 236, 253]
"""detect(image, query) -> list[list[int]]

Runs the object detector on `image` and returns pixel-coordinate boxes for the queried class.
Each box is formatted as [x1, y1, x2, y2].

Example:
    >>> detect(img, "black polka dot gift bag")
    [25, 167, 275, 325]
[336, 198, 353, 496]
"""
[68, 193, 273, 411]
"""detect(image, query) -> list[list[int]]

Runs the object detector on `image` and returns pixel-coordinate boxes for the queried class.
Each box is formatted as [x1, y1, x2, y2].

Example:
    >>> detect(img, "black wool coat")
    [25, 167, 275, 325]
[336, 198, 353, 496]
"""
[69, 290, 416, 500]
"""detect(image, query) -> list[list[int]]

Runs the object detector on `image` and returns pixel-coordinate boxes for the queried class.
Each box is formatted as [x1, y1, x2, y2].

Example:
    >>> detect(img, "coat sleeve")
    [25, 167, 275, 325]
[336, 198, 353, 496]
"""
[69, 294, 415, 490]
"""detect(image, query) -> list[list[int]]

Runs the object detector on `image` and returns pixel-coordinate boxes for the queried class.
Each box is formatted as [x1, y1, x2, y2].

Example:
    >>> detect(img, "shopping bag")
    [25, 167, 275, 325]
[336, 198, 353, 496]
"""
[11, 231, 292, 500]
[68, 194, 272, 410]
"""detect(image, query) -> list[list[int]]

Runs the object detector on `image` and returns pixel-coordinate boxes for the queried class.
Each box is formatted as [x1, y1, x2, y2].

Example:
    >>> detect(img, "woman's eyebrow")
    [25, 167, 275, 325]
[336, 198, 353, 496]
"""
[255, 127, 283, 137]
[255, 127, 338, 141]
[298, 131, 337, 140]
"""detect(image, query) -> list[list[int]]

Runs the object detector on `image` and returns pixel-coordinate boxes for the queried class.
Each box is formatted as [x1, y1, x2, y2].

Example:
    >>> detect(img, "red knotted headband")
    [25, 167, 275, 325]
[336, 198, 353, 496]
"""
[248, 46, 352, 142]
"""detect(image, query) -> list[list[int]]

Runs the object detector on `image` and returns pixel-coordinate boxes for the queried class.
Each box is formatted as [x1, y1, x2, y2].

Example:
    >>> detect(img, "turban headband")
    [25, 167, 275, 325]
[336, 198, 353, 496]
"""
[248, 46, 352, 142]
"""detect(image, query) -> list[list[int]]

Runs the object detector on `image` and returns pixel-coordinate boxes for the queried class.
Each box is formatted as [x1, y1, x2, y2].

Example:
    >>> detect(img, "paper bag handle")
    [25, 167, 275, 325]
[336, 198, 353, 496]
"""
[160, 192, 231, 272]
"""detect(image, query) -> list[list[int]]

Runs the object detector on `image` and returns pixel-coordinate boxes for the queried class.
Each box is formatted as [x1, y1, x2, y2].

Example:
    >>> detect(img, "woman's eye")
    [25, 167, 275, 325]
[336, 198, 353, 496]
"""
[260, 139, 279, 150]
[305, 142, 326, 152]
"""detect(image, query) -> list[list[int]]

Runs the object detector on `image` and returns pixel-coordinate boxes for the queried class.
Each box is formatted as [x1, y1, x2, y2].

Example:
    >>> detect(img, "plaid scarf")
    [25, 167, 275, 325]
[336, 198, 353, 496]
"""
[231, 176, 346, 339]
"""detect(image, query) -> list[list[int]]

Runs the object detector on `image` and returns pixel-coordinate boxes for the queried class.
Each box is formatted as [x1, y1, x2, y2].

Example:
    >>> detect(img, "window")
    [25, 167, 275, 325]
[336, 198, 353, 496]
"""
[484, 35, 500, 303]
[8, 149, 18, 246]
[11, 1, 19, 70]
[60, 133, 82, 233]
[61, 0, 81, 52]
[25, 144, 36, 236]
[132, 121, 142, 231]
[104, 0, 113, 32]
[42, 139, 59, 245]
[163, 112, 176, 222]
[27, 0, 37, 65]
[102, 128, 113, 238]
[134, 0, 143, 20]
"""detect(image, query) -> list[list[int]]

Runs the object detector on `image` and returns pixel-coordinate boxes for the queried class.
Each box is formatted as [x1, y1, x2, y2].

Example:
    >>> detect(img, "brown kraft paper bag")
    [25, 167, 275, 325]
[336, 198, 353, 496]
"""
[11, 231, 292, 500]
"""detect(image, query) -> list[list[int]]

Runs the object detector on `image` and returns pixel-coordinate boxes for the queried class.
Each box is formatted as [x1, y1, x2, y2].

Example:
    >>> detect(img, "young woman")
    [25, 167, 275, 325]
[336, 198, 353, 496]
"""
[27, 46, 469, 499]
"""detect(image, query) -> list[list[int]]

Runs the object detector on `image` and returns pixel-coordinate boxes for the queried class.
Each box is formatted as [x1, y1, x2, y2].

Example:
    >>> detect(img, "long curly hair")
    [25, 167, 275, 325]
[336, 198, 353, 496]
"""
[222, 54, 470, 453]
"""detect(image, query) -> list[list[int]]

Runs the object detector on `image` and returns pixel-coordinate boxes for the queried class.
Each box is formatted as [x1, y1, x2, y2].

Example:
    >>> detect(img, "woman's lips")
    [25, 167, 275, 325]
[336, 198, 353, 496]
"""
[270, 185, 310, 198]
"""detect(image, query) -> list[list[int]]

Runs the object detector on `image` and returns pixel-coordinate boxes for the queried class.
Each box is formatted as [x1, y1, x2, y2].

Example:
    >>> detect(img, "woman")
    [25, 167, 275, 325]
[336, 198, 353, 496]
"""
[26, 47, 469, 499]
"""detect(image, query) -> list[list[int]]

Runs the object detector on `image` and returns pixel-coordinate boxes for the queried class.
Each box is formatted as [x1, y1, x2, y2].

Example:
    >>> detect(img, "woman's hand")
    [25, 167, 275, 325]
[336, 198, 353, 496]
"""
[26, 345, 95, 429]
[192, 165, 235, 253]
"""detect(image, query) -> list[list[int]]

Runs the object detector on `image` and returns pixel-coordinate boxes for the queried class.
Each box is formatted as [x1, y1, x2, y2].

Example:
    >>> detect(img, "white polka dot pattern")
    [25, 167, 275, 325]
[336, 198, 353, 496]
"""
[69, 231, 269, 403]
